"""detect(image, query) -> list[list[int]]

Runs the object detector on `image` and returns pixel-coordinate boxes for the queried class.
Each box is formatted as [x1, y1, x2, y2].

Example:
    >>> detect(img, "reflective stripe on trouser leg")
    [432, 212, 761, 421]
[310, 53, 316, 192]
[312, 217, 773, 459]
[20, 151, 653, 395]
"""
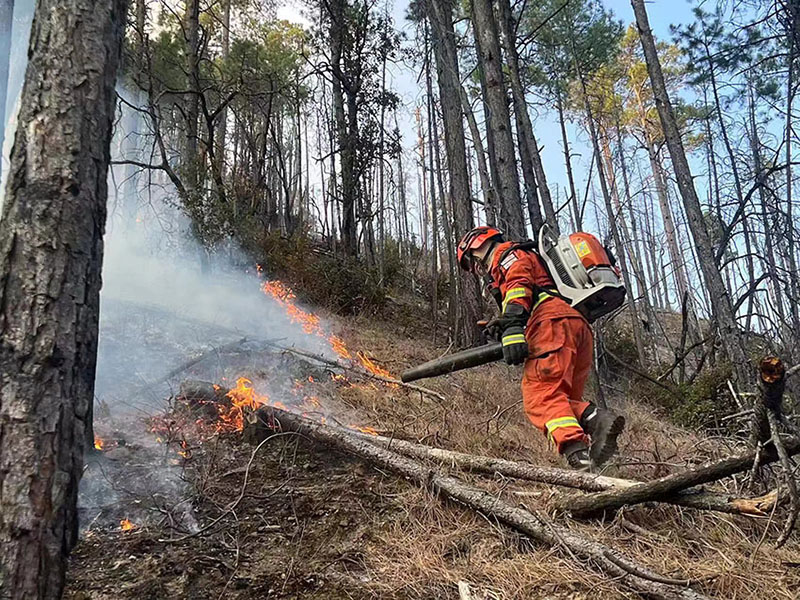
[521, 317, 589, 453]
[545, 416, 581, 442]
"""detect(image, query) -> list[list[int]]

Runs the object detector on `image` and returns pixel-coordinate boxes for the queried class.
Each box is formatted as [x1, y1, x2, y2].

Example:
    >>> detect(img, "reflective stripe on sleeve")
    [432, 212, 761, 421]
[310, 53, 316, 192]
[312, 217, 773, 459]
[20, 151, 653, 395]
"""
[501, 287, 529, 311]
[501, 333, 526, 346]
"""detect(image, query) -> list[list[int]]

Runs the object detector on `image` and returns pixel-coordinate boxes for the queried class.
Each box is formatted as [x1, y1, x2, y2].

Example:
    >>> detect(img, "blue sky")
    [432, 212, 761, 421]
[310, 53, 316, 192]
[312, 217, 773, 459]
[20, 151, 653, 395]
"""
[378, 0, 701, 237]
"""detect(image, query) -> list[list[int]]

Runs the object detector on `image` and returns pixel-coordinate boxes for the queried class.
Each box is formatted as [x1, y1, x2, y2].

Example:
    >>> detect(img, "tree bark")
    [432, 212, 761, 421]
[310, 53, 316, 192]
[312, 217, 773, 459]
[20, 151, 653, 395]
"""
[0, 0, 127, 596]
[470, 0, 524, 237]
[493, 0, 546, 233]
[341, 429, 775, 516]
[214, 0, 231, 179]
[426, 0, 481, 344]
[631, 0, 749, 382]
[184, 0, 201, 200]
[252, 407, 710, 600]
[329, 0, 357, 255]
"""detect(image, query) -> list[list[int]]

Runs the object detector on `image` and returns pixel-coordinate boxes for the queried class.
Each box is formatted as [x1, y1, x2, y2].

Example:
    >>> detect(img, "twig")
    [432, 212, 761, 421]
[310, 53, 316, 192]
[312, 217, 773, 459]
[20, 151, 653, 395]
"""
[159, 431, 297, 542]
[767, 410, 799, 547]
[269, 343, 448, 403]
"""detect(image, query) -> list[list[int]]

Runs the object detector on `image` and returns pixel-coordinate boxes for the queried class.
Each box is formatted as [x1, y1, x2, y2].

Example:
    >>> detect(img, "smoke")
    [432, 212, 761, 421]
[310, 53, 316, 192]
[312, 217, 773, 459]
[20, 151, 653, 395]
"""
[79, 83, 345, 533]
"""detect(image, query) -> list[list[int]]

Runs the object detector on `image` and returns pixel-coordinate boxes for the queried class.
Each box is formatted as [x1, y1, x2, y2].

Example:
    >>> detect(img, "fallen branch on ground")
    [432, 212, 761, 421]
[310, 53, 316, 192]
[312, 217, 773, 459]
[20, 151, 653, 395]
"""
[340, 428, 778, 516]
[557, 434, 800, 518]
[251, 406, 710, 600]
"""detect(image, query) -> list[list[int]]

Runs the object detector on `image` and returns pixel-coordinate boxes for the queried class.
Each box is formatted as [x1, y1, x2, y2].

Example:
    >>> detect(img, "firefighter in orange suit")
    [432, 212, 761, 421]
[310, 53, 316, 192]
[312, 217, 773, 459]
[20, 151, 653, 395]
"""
[457, 226, 625, 471]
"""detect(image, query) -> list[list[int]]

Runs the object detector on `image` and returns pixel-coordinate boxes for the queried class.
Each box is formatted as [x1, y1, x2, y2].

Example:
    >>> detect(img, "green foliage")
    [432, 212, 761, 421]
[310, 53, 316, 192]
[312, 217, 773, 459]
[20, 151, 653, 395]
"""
[520, 0, 623, 98]
[634, 363, 735, 429]
[603, 328, 641, 372]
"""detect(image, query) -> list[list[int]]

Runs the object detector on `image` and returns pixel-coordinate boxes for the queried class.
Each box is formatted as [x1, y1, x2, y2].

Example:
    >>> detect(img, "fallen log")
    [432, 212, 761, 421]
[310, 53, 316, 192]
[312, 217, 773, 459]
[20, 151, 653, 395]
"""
[252, 406, 710, 600]
[341, 429, 777, 516]
[555, 437, 800, 518]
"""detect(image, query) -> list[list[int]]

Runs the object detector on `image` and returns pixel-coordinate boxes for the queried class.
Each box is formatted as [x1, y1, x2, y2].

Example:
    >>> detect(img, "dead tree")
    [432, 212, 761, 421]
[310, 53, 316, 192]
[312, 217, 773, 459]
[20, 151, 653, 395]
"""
[560, 359, 798, 519]
[344, 428, 779, 516]
[0, 0, 128, 597]
[631, 0, 750, 383]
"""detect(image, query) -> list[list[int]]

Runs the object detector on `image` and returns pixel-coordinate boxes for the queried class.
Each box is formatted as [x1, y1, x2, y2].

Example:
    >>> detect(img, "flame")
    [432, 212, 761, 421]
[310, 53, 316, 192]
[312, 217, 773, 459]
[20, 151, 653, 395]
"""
[356, 351, 396, 381]
[351, 425, 379, 436]
[218, 377, 270, 432]
[120, 518, 135, 531]
[259, 279, 352, 361]
[94, 436, 104, 451]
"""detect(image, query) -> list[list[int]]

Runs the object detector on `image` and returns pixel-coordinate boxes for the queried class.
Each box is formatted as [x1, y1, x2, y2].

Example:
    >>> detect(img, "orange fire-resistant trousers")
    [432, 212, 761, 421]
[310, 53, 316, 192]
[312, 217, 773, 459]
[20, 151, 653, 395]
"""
[521, 315, 593, 454]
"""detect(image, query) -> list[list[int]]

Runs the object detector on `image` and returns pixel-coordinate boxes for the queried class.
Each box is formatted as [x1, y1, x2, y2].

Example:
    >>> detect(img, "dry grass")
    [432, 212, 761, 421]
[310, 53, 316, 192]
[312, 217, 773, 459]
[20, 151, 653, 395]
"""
[329, 313, 800, 600]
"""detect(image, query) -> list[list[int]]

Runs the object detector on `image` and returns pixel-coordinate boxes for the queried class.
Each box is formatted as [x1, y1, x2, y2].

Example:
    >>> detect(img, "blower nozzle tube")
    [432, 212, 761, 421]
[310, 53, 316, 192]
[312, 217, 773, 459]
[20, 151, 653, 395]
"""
[400, 342, 504, 383]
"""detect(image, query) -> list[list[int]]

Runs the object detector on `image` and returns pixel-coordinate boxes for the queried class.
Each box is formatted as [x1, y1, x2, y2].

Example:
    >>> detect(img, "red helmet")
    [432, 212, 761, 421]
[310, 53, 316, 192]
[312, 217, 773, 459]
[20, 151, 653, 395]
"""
[457, 226, 503, 271]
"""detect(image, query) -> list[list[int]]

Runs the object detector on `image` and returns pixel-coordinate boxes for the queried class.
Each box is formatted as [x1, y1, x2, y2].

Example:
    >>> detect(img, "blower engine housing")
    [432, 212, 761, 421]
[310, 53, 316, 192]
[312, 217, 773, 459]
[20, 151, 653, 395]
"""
[538, 225, 626, 322]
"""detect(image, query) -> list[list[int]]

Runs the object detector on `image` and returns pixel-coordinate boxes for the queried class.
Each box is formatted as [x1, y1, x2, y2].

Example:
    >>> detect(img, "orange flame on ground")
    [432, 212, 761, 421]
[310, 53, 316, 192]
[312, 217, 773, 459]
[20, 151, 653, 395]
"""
[351, 425, 379, 436]
[219, 377, 270, 432]
[356, 351, 396, 382]
[94, 436, 104, 451]
[120, 519, 135, 531]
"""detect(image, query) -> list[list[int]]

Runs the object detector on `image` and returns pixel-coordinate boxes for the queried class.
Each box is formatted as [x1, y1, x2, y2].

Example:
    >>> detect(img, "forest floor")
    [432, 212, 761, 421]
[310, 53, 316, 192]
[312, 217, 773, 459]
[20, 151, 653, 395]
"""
[64, 302, 800, 599]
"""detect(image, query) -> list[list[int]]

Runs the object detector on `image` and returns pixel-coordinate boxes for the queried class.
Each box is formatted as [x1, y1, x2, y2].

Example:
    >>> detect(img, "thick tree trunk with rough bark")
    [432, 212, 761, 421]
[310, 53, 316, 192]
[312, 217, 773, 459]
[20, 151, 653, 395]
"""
[631, 0, 749, 382]
[426, 0, 481, 344]
[0, 0, 127, 596]
[470, 0, 524, 238]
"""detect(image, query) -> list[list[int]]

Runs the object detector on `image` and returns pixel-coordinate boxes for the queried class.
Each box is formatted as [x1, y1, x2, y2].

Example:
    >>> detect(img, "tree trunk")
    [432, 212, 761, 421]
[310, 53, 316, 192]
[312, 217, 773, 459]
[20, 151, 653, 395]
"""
[747, 81, 788, 343]
[493, 0, 543, 233]
[252, 407, 710, 600]
[631, 0, 749, 382]
[329, 0, 357, 255]
[184, 0, 201, 201]
[559, 434, 800, 518]
[0, 0, 14, 184]
[214, 0, 231, 179]
[0, 0, 127, 596]
[426, 0, 481, 344]
[470, 0, 524, 238]
[556, 90, 580, 230]
[572, 36, 647, 365]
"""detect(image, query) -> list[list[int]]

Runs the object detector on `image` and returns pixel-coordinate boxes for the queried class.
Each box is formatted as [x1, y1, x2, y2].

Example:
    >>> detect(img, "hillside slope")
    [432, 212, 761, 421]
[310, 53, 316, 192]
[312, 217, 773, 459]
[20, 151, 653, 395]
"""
[65, 305, 800, 600]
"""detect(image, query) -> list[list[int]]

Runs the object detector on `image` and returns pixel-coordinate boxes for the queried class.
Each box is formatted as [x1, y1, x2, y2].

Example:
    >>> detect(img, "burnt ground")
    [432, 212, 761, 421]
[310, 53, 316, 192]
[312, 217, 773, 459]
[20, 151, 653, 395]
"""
[66, 435, 406, 600]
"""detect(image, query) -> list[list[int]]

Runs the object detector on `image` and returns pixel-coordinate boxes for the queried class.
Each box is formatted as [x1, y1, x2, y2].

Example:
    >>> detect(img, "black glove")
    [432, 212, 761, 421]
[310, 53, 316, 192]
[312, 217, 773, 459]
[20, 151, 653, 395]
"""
[499, 303, 529, 365]
[501, 324, 528, 365]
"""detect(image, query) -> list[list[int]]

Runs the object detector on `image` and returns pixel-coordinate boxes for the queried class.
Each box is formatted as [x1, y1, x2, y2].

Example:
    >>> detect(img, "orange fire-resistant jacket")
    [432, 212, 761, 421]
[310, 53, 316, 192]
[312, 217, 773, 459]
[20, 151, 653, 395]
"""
[488, 242, 593, 453]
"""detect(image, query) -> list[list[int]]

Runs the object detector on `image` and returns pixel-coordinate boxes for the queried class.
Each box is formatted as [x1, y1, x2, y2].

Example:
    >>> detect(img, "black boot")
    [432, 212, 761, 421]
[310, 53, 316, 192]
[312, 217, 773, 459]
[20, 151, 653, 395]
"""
[562, 440, 593, 472]
[580, 406, 625, 466]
